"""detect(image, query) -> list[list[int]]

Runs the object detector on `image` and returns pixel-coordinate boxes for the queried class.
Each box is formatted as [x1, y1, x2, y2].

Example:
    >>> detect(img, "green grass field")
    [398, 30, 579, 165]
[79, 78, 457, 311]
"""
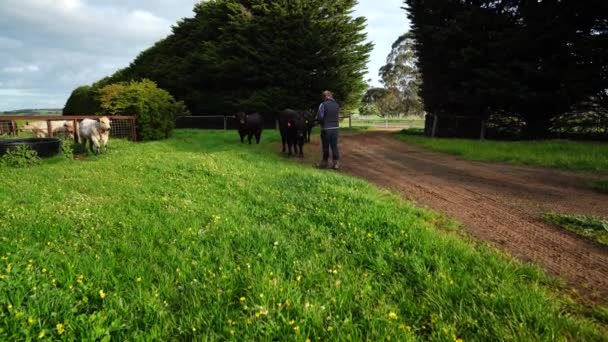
[0, 130, 606, 340]
[545, 213, 608, 247]
[398, 130, 608, 172]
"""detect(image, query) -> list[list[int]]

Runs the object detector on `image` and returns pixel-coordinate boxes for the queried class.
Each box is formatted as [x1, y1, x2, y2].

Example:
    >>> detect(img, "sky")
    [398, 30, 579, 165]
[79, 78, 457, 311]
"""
[0, 0, 409, 111]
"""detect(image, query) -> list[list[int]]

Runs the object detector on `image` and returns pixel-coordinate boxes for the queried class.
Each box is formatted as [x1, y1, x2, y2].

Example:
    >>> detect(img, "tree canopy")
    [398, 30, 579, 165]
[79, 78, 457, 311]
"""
[404, 0, 608, 138]
[66, 0, 373, 116]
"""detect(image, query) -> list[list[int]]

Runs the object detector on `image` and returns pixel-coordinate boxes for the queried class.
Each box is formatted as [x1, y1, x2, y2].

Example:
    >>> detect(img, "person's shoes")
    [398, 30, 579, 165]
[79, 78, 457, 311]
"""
[332, 161, 340, 170]
[316, 160, 329, 169]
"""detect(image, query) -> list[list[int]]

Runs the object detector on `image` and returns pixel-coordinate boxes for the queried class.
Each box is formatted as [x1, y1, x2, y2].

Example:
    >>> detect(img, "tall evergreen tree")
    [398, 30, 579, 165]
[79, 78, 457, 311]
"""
[404, 0, 607, 138]
[71, 0, 372, 116]
[378, 32, 423, 116]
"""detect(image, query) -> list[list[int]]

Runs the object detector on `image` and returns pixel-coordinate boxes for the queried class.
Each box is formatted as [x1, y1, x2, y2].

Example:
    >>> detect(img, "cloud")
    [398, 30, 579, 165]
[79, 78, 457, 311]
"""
[2, 65, 39, 73]
[354, 0, 410, 86]
[0, 0, 409, 111]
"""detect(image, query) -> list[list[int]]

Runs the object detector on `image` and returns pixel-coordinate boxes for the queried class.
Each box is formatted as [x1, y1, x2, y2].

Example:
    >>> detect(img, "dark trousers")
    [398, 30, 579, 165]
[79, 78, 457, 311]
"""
[321, 129, 340, 161]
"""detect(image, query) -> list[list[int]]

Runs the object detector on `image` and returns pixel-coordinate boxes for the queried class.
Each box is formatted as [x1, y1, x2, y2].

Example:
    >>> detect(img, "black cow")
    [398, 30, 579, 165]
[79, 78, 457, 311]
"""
[235, 112, 263, 144]
[300, 110, 316, 143]
[278, 109, 305, 157]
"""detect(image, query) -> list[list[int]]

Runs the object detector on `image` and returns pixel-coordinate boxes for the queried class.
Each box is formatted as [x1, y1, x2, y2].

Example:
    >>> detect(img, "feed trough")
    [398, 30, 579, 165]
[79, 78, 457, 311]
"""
[0, 138, 62, 158]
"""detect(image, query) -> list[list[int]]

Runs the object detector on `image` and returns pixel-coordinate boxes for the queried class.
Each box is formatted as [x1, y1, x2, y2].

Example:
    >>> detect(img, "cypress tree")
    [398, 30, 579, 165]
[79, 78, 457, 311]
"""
[77, 0, 373, 115]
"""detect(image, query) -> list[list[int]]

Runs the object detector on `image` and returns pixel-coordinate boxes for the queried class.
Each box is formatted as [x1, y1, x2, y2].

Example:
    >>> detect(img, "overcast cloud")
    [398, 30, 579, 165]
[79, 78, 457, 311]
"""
[0, 0, 408, 111]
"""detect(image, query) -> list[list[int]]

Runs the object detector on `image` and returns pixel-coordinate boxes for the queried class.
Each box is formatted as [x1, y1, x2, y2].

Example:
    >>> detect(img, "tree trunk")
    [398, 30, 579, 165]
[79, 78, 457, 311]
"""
[523, 116, 551, 139]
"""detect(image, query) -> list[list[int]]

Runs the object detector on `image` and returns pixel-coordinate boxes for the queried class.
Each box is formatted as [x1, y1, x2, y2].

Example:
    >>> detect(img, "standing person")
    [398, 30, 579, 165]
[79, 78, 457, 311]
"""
[316, 90, 340, 169]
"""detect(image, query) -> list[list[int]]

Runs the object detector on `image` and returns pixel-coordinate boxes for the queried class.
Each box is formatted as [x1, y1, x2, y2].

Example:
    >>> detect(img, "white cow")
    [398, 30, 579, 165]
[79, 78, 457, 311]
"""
[78, 116, 111, 154]
[22, 120, 74, 138]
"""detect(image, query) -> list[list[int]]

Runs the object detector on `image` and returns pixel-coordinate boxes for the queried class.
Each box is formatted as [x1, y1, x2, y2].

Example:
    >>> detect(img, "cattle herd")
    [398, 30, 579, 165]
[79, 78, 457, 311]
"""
[235, 109, 316, 158]
[20, 117, 112, 155]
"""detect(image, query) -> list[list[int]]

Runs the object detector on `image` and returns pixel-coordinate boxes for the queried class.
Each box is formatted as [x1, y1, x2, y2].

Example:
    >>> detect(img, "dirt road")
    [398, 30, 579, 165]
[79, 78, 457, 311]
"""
[302, 130, 608, 303]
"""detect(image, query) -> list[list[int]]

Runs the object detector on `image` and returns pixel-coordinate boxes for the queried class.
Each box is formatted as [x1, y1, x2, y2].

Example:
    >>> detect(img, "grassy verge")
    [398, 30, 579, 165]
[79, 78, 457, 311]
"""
[592, 180, 608, 194]
[545, 213, 608, 246]
[397, 129, 608, 172]
[0, 130, 606, 340]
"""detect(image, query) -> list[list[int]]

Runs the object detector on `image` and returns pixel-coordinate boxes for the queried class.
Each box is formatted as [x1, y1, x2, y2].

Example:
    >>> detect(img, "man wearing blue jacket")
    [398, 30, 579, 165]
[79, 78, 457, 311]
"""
[316, 90, 340, 170]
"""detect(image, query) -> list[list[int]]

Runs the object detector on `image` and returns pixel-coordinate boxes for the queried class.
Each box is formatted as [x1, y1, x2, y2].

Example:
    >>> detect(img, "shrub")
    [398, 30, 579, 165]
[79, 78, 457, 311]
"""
[0, 145, 41, 168]
[98, 79, 189, 141]
[60, 138, 75, 159]
[63, 85, 101, 115]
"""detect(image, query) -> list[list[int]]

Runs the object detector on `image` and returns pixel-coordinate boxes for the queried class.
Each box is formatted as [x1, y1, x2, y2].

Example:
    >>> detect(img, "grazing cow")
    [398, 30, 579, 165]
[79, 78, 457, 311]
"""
[278, 109, 305, 157]
[79, 116, 111, 154]
[235, 112, 263, 144]
[22, 120, 74, 139]
[300, 110, 316, 143]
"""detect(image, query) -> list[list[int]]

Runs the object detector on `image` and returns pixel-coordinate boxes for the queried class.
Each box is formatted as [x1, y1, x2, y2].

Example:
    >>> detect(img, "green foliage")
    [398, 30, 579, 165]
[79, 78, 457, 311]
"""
[358, 103, 380, 116]
[98, 79, 188, 141]
[63, 86, 101, 115]
[377, 33, 423, 117]
[0, 145, 41, 168]
[60, 139, 74, 160]
[545, 213, 608, 246]
[0, 130, 605, 340]
[398, 131, 608, 172]
[404, 0, 608, 138]
[90, 0, 372, 114]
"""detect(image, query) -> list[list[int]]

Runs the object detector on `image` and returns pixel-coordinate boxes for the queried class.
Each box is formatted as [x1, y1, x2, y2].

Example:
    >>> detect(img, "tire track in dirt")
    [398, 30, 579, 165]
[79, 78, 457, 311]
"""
[300, 130, 608, 303]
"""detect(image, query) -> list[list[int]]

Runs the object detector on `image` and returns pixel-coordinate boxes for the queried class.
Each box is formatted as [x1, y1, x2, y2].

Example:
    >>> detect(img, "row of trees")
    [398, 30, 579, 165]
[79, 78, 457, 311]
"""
[359, 33, 423, 118]
[404, 0, 608, 138]
[65, 0, 373, 118]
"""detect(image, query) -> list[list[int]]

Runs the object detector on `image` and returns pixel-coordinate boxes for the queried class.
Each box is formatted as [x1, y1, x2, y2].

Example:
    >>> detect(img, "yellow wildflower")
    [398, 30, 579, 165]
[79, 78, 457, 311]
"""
[327, 326, 334, 332]
[289, 319, 295, 325]
[239, 297, 246, 302]
[259, 293, 264, 298]
[37, 331, 45, 339]
[42, 268, 47, 273]
[99, 289, 107, 299]
[5, 263, 11, 273]
[400, 323, 412, 331]
[388, 312, 398, 320]
[255, 309, 268, 318]
[136, 277, 142, 283]
[293, 326, 300, 334]
[56, 323, 65, 335]
[306, 338, 311, 342]
[296, 275, 302, 282]
[455, 339, 463, 342]
[28, 316, 35, 325]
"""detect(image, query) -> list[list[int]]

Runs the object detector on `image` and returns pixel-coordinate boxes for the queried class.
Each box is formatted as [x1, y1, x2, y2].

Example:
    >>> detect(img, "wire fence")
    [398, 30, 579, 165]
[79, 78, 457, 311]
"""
[0, 115, 137, 142]
[345, 115, 426, 129]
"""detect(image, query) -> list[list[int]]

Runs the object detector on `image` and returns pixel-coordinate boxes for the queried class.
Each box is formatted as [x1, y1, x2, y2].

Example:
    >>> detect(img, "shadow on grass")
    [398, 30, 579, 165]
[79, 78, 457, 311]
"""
[592, 180, 608, 194]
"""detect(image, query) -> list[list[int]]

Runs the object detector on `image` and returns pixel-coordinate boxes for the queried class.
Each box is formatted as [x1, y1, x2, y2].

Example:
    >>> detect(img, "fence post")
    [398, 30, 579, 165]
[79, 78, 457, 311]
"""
[224, 116, 227, 130]
[46, 120, 53, 138]
[72, 120, 79, 143]
[11, 120, 17, 136]
[480, 119, 486, 140]
[131, 117, 137, 141]
[431, 114, 439, 138]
